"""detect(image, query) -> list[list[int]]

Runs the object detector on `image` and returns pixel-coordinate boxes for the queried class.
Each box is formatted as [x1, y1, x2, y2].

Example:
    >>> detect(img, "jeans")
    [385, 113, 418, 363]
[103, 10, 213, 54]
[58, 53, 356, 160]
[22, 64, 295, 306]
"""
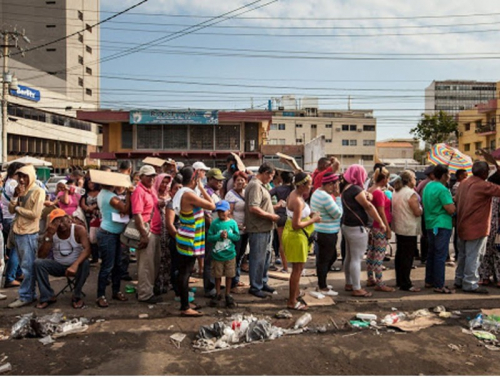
[120, 243, 130, 278]
[3, 218, 22, 284]
[248, 231, 272, 292]
[232, 233, 249, 288]
[395, 235, 417, 290]
[14, 233, 39, 302]
[97, 230, 122, 298]
[455, 237, 487, 291]
[425, 228, 452, 289]
[316, 232, 338, 290]
[35, 259, 90, 302]
[203, 240, 216, 295]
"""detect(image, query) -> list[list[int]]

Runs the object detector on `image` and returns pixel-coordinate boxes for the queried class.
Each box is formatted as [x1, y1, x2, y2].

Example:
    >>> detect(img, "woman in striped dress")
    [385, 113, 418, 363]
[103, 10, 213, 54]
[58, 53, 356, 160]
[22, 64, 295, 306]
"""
[172, 167, 215, 317]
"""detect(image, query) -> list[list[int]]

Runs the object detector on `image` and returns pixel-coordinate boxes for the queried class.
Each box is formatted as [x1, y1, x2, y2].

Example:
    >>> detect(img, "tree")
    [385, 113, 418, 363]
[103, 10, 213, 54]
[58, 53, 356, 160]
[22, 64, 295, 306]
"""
[410, 111, 458, 145]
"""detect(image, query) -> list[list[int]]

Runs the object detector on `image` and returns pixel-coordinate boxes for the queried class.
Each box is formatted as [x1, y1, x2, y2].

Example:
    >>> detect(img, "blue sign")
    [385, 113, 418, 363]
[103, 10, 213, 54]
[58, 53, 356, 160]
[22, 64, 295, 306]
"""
[283, 111, 296, 117]
[130, 110, 218, 125]
[10, 85, 41, 102]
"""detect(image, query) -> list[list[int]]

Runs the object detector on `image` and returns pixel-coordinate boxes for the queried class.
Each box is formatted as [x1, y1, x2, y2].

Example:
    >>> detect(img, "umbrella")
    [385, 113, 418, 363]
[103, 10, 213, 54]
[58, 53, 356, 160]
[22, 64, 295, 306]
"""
[427, 143, 472, 174]
[4, 156, 52, 167]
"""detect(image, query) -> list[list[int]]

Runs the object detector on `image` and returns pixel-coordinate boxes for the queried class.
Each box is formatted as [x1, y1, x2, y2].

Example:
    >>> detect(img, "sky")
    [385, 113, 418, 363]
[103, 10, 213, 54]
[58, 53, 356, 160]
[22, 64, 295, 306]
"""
[99, 0, 500, 141]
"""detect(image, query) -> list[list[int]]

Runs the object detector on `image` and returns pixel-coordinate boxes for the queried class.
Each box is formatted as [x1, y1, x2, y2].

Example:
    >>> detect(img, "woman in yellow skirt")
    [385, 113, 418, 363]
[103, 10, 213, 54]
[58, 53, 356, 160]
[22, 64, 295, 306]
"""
[283, 172, 321, 310]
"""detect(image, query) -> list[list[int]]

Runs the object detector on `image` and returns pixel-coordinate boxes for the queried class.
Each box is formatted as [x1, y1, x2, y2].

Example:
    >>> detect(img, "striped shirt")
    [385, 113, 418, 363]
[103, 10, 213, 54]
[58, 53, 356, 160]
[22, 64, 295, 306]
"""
[176, 206, 206, 257]
[310, 189, 343, 234]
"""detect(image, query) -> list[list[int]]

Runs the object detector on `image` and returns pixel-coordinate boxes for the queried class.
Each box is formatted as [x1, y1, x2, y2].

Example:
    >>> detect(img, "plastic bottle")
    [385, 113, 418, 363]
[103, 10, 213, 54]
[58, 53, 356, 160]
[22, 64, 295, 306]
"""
[356, 313, 377, 321]
[469, 313, 483, 330]
[381, 312, 406, 325]
[294, 313, 312, 329]
[482, 318, 500, 333]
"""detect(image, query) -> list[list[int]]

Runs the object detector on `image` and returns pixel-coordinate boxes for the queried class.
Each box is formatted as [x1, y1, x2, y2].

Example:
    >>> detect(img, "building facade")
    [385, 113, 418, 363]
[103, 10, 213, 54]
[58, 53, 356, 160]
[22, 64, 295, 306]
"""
[0, 0, 102, 168]
[268, 107, 377, 170]
[425, 80, 496, 116]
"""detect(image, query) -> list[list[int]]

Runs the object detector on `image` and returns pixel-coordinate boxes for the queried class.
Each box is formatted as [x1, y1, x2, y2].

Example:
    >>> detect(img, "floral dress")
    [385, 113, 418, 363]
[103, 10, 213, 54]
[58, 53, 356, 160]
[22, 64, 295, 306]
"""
[479, 197, 500, 283]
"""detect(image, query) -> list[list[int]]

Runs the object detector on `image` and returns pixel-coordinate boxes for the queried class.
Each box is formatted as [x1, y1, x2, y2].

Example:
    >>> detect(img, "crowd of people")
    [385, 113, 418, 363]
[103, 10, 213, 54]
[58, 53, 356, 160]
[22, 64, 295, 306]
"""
[1, 151, 500, 315]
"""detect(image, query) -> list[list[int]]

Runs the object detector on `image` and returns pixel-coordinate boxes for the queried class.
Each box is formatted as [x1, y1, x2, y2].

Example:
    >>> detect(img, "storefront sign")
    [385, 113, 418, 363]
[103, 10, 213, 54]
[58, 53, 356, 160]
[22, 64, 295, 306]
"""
[130, 110, 218, 125]
[10, 85, 41, 102]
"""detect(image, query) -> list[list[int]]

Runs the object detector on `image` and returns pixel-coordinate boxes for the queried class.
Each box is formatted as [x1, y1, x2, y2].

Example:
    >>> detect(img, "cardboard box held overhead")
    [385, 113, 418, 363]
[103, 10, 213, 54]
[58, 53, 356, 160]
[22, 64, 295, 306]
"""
[89, 170, 131, 188]
[230, 152, 246, 173]
[276, 152, 302, 172]
[143, 157, 166, 168]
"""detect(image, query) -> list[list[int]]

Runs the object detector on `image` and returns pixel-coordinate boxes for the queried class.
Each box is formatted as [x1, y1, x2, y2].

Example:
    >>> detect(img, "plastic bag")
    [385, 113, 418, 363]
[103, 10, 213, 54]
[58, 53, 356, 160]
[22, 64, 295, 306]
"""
[198, 322, 227, 339]
[246, 320, 272, 342]
[10, 313, 35, 339]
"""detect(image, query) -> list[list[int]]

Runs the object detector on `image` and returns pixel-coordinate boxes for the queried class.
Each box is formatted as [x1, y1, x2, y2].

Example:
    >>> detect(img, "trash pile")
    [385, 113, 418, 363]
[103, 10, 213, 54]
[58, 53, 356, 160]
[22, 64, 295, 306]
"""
[466, 313, 500, 350]
[192, 313, 311, 352]
[10, 313, 88, 342]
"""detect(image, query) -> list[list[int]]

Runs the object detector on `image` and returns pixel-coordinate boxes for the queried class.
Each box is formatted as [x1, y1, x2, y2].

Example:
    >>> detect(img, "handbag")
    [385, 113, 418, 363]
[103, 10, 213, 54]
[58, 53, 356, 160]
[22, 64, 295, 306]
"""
[301, 228, 315, 245]
[341, 188, 371, 233]
[120, 207, 154, 249]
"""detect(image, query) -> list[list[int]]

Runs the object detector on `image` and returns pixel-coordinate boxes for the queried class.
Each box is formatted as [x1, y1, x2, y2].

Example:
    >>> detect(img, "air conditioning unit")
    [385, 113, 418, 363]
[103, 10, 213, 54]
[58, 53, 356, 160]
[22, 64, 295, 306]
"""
[357, 129, 362, 132]
[335, 127, 341, 132]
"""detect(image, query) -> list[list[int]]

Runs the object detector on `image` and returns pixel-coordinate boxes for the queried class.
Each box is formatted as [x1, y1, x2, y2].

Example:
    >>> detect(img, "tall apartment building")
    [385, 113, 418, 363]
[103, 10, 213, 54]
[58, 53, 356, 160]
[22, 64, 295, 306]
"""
[0, 0, 101, 168]
[425, 80, 497, 116]
[267, 97, 377, 169]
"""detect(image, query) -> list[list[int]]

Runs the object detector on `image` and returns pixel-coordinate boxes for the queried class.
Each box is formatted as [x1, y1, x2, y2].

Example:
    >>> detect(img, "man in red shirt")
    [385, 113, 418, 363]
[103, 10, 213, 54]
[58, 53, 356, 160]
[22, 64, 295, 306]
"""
[312, 157, 340, 192]
[131, 165, 161, 304]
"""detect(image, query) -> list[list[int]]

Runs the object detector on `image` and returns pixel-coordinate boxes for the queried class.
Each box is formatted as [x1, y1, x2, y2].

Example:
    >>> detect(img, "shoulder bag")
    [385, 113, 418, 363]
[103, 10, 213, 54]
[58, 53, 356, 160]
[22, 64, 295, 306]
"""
[120, 204, 155, 249]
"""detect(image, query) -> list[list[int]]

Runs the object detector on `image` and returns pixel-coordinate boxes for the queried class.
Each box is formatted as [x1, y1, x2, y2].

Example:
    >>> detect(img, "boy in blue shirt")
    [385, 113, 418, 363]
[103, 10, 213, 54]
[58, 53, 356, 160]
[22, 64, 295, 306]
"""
[207, 200, 240, 308]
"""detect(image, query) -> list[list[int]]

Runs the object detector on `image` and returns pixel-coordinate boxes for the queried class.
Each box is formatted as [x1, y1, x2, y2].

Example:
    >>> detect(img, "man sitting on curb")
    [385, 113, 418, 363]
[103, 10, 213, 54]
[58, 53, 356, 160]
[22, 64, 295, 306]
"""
[35, 209, 91, 309]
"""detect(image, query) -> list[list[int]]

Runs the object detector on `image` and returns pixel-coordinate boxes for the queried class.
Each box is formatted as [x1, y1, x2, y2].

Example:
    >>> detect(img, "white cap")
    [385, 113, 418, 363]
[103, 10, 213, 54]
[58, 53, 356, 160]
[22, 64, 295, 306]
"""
[139, 165, 157, 176]
[193, 161, 210, 171]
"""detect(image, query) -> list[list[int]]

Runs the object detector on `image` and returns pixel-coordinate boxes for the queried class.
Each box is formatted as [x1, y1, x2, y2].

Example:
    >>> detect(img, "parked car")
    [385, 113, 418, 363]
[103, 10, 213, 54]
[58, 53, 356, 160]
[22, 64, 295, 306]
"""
[45, 176, 66, 195]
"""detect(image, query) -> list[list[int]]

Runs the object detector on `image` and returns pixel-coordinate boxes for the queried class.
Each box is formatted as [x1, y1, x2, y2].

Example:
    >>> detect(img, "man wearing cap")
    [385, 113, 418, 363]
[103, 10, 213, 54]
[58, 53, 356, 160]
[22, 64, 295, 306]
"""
[132, 165, 161, 304]
[203, 168, 226, 297]
[7, 165, 46, 308]
[35, 209, 91, 309]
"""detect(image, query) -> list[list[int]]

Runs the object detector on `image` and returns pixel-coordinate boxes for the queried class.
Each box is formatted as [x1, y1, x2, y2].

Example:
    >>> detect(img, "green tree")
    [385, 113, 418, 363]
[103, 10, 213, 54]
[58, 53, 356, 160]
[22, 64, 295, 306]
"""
[410, 111, 458, 145]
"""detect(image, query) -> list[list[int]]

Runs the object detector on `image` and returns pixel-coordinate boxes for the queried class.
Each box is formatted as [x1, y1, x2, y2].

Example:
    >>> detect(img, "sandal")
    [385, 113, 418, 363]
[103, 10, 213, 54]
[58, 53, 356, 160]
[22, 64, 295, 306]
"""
[352, 290, 373, 298]
[71, 297, 85, 309]
[180, 308, 204, 317]
[297, 290, 305, 300]
[288, 301, 308, 311]
[112, 292, 128, 301]
[375, 285, 395, 292]
[434, 287, 454, 294]
[36, 298, 57, 309]
[96, 296, 109, 308]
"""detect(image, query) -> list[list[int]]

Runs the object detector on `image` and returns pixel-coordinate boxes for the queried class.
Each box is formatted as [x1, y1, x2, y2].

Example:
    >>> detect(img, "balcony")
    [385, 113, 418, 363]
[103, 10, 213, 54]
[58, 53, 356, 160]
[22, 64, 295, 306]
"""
[475, 122, 497, 136]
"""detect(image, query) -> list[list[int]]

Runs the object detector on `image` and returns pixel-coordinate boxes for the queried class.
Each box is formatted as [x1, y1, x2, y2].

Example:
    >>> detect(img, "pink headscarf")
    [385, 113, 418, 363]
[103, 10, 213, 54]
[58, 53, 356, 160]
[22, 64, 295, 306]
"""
[153, 173, 171, 199]
[344, 164, 367, 187]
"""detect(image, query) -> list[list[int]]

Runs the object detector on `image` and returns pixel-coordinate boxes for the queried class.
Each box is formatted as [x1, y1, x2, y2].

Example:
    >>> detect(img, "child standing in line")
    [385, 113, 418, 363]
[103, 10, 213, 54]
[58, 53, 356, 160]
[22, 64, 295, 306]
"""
[207, 200, 240, 308]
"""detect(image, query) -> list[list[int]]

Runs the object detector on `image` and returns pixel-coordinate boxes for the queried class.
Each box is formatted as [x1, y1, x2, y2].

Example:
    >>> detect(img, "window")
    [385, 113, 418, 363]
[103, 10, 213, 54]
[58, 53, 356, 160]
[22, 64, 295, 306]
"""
[78, 77, 83, 87]
[363, 140, 375, 146]
[86, 67, 92, 75]
[296, 138, 303, 143]
[78, 55, 83, 65]
[86, 45, 92, 54]
[464, 144, 470, 151]
[190, 125, 214, 150]
[85, 88, 92, 96]
[78, 11, 83, 21]
[342, 140, 349, 146]
[325, 139, 332, 143]
[270, 124, 277, 130]
[475, 142, 482, 149]
[121, 123, 133, 149]
[46, 24, 56, 28]
[465, 123, 470, 131]
[215, 124, 240, 150]
[363, 125, 375, 132]
[279, 139, 286, 145]
[278, 124, 286, 130]
[137, 125, 162, 149]
[46, 48, 56, 52]
[350, 140, 357, 146]
[46, 1, 56, 4]
[342, 155, 355, 158]
[475, 120, 482, 128]
[350, 125, 357, 131]
[86, 24, 92, 33]
[311, 124, 317, 129]
[296, 124, 303, 128]
[78, 33, 83, 43]
[326, 124, 332, 128]
[164, 125, 188, 149]
[342, 125, 349, 131]
[361, 155, 374, 161]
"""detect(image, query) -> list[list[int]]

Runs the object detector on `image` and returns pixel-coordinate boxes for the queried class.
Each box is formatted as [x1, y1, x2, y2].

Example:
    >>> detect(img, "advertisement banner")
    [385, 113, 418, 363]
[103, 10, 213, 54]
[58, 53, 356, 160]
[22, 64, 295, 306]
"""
[10, 85, 41, 102]
[130, 110, 218, 125]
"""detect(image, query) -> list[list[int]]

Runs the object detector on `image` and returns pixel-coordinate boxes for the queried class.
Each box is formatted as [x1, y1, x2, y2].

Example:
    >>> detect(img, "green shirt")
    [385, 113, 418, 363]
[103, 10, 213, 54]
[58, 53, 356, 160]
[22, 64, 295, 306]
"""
[207, 218, 240, 261]
[422, 181, 454, 230]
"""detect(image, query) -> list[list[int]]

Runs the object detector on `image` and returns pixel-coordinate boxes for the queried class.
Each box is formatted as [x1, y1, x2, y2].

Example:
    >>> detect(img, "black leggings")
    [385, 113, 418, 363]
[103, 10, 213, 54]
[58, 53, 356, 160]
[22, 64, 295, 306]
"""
[316, 232, 338, 290]
[177, 253, 196, 311]
[396, 234, 417, 290]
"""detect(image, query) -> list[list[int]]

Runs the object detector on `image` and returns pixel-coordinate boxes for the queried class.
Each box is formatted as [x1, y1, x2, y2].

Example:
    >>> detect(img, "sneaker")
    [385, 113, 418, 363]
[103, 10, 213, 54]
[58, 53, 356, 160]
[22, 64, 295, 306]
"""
[8, 298, 34, 308]
[225, 295, 236, 309]
[0, 293, 6, 301]
[249, 289, 268, 299]
[209, 294, 222, 307]
[275, 258, 282, 265]
[139, 295, 163, 304]
[262, 285, 275, 294]
[318, 288, 339, 297]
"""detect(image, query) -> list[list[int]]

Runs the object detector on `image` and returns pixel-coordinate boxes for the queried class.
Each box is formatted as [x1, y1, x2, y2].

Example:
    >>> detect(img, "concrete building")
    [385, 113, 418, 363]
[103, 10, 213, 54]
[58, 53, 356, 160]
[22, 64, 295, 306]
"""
[376, 141, 418, 166]
[425, 80, 496, 116]
[0, 0, 102, 168]
[267, 97, 376, 170]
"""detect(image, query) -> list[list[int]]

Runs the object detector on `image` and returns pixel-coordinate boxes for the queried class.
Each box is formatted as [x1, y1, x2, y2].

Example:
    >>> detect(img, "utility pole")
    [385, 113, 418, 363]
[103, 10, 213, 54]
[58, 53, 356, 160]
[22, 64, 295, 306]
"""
[1, 29, 30, 165]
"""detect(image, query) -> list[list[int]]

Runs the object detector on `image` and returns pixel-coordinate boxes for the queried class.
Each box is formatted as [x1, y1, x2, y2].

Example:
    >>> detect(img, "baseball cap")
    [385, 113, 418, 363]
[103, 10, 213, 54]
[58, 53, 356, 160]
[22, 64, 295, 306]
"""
[215, 200, 230, 212]
[139, 165, 157, 176]
[207, 168, 225, 180]
[49, 208, 67, 223]
[193, 161, 210, 171]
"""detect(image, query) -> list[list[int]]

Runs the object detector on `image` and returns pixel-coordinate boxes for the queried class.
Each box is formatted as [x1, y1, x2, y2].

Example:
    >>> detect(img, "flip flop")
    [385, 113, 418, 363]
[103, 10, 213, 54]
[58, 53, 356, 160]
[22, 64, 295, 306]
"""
[434, 287, 454, 294]
[72, 297, 85, 309]
[375, 285, 395, 292]
[36, 298, 57, 309]
[180, 309, 204, 317]
[288, 301, 308, 311]
[352, 290, 373, 298]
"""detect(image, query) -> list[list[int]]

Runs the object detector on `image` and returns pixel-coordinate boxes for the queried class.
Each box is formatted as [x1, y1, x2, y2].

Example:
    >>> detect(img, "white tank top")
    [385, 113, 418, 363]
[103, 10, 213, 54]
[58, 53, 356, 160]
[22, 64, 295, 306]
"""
[53, 224, 84, 266]
[392, 186, 422, 236]
[286, 200, 311, 219]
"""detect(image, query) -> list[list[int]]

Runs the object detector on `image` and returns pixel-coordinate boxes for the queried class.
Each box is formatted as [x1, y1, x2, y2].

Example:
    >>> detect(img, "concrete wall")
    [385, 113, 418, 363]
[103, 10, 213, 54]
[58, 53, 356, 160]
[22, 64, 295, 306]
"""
[377, 146, 414, 159]
[304, 135, 325, 172]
